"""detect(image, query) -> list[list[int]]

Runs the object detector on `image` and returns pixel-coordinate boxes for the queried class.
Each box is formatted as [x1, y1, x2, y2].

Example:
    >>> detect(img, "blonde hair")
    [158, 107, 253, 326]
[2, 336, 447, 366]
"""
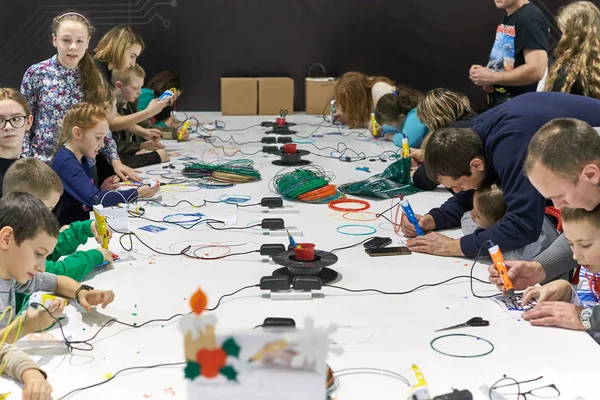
[544, 1, 600, 98]
[334, 72, 394, 129]
[56, 102, 107, 150]
[52, 11, 104, 105]
[562, 204, 600, 228]
[111, 64, 146, 86]
[3, 158, 64, 199]
[94, 25, 144, 71]
[416, 89, 476, 132]
[0, 88, 31, 116]
[474, 184, 507, 226]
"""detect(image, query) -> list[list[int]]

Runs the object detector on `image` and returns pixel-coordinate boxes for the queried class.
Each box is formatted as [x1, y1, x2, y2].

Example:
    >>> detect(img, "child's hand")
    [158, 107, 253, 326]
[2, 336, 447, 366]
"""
[137, 185, 160, 199]
[77, 289, 115, 311]
[21, 369, 52, 400]
[410, 148, 424, 163]
[91, 220, 113, 244]
[59, 225, 70, 232]
[141, 128, 163, 142]
[141, 140, 165, 151]
[147, 98, 170, 115]
[101, 175, 120, 191]
[156, 149, 170, 163]
[522, 280, 573, 306]
[178, 130, 190, 141]
[98, 248, 114, 266]
[26, 299, 66, 333]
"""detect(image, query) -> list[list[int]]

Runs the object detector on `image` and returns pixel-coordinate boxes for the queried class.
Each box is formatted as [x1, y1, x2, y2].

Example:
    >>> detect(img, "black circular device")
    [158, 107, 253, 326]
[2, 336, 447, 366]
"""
[265, 125, 297, 135]
[272, 250, 340, 284]
[272, 149, 311, 166]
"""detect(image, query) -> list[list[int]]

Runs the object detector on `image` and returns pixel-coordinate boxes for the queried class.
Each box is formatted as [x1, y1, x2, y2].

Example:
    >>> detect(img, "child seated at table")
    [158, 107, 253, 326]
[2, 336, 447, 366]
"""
[111, 65, 171, 168]
[3, 158, 114, 283]
[137, 70, 183, 128]
[461, 184, 559, 260]
[521, 205, 600, 338]
[51, 102, 159, 225]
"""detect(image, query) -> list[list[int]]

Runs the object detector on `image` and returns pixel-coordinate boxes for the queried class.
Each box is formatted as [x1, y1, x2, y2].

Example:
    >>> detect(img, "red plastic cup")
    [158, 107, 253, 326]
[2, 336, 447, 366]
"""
[294, 243, 316, 261]
[283, 143, 297, 154]
[275, 117, 286, 126]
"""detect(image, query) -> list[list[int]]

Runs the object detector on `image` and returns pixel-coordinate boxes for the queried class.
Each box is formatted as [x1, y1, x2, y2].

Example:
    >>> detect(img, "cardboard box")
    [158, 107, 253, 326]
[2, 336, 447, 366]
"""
[258, 78, 294, 115]
[221, 78, 258, 115]
[305, 78, 337, 115]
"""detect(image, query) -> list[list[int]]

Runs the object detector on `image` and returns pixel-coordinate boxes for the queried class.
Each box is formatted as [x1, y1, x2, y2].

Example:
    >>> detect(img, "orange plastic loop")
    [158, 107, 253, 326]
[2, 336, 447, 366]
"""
[328, 199, 370, 212]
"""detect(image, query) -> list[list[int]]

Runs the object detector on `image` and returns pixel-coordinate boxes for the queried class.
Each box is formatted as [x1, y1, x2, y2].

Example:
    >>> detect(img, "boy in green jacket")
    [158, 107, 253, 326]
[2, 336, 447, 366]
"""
[3, 158, 114, 282]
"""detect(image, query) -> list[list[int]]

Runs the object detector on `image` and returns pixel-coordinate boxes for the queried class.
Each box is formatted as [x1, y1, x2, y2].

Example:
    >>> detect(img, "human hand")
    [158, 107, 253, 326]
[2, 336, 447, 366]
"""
[21, 369, 52, 400]
[142, 128, 163, 142]
[91, 219, 113, 245]
[100, 175, 120, 191]
[488, 260, 546, 293]
[98, 248, 114, 265]
[410, 148, 424, 163]
[112, 160, 142, 181]
[522, 301, 585, 330]
[140, 140, 165, 151]
[406, 232, 463, 257]
[522, 280, 573, 305]
[333, 112, 346, 123]
[77, 289, 115, 311]
[400, 213, 435, 238]
[146, 98, 170, 115]
[156, 149, 170, 163]
[59, 225, 70, 232]
[26, 299, 66, 333]
[469, 65, 497, 87]
[137, 184, 160, 199]
[178, 130, 190, 141]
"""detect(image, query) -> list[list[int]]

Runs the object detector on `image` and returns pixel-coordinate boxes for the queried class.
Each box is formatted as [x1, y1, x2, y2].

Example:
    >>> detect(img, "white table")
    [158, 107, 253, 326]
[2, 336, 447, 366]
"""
[1, 113, 597, 400]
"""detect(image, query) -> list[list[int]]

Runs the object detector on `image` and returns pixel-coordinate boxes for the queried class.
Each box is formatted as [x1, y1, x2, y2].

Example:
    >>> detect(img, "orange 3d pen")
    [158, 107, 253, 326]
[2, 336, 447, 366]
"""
[488, 243, 515, 296]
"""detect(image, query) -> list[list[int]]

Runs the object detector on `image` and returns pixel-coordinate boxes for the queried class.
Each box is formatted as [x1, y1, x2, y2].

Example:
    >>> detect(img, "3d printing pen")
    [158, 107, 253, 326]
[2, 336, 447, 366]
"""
[407, 364, 431, 400]
[117, 203, 145, 214]
[488, 243, 515, 297]
[93, 207, 109, 249]
[399, 196, 424, 236]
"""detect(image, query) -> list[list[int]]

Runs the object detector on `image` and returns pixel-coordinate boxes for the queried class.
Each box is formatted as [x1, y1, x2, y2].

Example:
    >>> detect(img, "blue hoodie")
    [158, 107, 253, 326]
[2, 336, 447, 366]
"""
[428, 92, 600, 257]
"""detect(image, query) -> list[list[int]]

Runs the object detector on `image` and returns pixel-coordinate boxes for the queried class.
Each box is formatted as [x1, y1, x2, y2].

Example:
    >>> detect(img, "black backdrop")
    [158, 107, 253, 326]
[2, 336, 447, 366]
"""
[0, 0, 587, 112]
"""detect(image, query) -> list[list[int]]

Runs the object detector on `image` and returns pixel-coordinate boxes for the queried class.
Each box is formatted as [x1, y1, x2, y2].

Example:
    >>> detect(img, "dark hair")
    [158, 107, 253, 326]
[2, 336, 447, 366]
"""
[3, 158, 64, 199]
[524, 118, 600, 181]
[374, 85, 425, 126]
[424, 127, 483, 182]
[52, 10, 104, 105]
[0, 193, 59, 245]
[474, 184, 507, 225]
[146, 71, 183, 96]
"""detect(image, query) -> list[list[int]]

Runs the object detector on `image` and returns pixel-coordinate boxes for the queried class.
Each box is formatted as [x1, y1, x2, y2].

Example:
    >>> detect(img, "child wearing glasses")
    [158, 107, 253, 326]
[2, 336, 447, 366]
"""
[0, 88, 33, 196]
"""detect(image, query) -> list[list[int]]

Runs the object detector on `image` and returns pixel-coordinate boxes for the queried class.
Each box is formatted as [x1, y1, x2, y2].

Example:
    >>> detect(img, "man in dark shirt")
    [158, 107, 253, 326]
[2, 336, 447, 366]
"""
[401, 92, 600, 258]
[470, 0, 550, 107]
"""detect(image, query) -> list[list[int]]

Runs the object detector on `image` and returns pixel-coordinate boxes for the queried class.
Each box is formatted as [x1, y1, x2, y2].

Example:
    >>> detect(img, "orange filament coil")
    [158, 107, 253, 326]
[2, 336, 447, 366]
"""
[297, 184, 339, 201]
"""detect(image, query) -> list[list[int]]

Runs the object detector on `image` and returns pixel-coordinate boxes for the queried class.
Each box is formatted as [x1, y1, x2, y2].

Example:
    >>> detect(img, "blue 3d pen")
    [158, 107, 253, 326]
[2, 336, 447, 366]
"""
[399, 196, 424, 236]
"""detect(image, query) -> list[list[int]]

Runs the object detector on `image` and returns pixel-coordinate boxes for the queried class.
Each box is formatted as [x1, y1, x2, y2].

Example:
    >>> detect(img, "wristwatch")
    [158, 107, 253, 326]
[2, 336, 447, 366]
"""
[75, 284, 94, 302]
[579, 307, 593, 330]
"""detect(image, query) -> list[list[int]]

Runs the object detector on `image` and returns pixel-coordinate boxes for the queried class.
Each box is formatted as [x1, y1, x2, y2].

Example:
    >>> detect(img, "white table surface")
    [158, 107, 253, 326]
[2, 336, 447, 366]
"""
[1, 112, 597, 400]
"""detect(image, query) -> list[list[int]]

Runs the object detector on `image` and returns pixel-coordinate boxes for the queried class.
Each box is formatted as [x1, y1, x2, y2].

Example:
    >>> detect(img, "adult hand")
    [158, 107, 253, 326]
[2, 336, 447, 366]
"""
[400, 214, 435, 238]
[77, 289, 115, 311]
[522, 280, 573, 305]
[146, 98, 170, 115]
[488, 260, 546, 292]
[406, 232, 464, 257]
[21, 369, 52, 400]
[91, 219, 113, 244]
[523, 301, 585, 330]
[100, 175, 120, 191]
[112, 160, 142, 182]
[469, 65, 497, 87]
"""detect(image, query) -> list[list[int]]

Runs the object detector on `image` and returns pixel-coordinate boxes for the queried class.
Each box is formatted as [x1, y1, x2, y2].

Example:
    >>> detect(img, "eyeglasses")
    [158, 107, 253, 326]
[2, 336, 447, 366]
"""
[489, 375, 561, 400]
[0, 116, 27, 129]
